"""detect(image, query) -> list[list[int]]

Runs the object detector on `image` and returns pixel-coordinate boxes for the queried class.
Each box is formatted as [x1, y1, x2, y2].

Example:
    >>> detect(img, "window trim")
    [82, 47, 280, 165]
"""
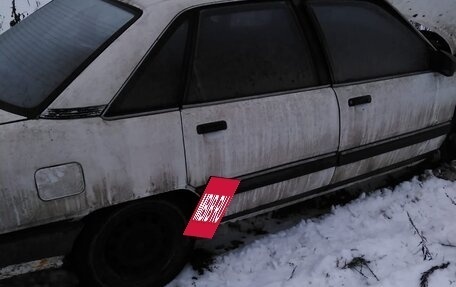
[332, 70, 435, 88]
[303, 0, 336, 84]
[181, 11, 199, 110]
[103, 8, 196, 120]
[182, 84, 332, 109]
[104, 0, 333, 120]
[306, 0, 437, 85]
[103, 107, 180, 121]
[0, 0, 143, 118]
[291, 0, 333, 84]
[183, 0, 327, 106]
[103, 12, 194, 118]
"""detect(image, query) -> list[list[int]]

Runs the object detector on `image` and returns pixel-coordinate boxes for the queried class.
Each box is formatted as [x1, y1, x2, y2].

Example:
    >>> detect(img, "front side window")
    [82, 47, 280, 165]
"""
[309, 0, 432, 83]
[186, 1, 321, 105]
[0, 0, 138, 116]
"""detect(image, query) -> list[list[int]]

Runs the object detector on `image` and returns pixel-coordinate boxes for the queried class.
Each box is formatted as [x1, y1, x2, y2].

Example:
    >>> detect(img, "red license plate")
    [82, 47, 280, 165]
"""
[183, 177, 241, 239]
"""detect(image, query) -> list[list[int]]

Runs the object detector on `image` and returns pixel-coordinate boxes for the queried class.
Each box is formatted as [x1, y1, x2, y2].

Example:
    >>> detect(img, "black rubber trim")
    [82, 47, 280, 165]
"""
[194, 154, 337, 195]
[237, 154, 337, 194]
[288, 0, 331, 86]
[338, 123, 451, 165]
[195, 123, 450, 196]
[41, 105, 106, 119]
[0, 220, 83, 268]
[222, 151, 433, 222]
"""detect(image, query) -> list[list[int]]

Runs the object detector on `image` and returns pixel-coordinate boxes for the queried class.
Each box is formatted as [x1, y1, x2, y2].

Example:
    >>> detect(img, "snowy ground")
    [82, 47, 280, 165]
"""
[170, 165, 456, 287]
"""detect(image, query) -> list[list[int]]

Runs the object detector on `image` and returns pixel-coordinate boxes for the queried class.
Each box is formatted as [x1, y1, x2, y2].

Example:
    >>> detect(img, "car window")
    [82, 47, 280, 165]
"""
[186, 1, 321, 105]
[0, 0, 138, 117]
[106, 19, 189, 117]
[309, 0, 432, 83]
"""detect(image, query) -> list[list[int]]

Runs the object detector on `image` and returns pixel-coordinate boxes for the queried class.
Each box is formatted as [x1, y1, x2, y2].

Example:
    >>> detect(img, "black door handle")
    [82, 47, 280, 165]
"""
[349, 95, 372, 107]
[197, 121, 228, 135]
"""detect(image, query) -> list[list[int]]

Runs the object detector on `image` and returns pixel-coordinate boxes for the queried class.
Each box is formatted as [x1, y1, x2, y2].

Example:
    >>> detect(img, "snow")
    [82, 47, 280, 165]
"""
[0, 257, 63, 281]
[170, 170, 456, 287]
[0, 0, 51, 33]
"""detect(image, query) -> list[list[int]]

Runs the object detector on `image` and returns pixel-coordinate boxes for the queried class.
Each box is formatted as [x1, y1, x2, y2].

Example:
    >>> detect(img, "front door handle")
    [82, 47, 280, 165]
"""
[197, 121, 228, 135]
[349, 95, 372, 107]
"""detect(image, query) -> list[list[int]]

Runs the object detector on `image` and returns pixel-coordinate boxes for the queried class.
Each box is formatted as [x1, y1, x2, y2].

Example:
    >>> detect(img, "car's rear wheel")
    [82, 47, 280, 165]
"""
[71, 200, 194, 287]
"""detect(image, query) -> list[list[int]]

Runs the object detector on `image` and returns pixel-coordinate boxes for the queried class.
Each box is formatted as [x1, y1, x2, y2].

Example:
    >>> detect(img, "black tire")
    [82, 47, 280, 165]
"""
[70, 200, 194, 287]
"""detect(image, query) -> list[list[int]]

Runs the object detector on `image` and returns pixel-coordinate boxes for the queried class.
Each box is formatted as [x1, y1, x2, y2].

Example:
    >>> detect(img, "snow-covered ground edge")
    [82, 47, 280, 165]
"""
[170, 169, 456, 287]
[0, 257, 63, 281]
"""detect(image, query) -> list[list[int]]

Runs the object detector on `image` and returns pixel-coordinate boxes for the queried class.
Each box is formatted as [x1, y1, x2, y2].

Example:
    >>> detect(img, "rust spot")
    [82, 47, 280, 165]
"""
[36, 259, 49, 269]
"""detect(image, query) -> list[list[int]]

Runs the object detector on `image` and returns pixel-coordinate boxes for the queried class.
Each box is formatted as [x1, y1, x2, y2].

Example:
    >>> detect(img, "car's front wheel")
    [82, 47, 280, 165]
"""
[71, 200, 194, 287]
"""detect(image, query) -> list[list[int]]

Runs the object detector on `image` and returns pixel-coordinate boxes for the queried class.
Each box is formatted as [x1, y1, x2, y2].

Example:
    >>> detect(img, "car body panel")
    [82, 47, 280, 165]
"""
[332, 72, 454, 183]
[226, 168, 334, 215]
[182, 87, 339, 214]
[0, 112, 186, 234]
[335, 73, 439, 151]
[435, 74, 456, 123]
[332, 136, 445, 183]
[181, 88, 340, 187]
[0, 110, 25, 125]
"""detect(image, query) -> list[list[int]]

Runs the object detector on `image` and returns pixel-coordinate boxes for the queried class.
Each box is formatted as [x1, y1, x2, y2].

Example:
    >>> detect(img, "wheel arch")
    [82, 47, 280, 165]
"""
[81, 188, 200, 225]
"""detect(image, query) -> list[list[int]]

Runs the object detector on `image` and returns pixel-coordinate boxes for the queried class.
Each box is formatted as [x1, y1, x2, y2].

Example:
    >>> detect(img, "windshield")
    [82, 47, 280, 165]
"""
[0, 0, 139, 117]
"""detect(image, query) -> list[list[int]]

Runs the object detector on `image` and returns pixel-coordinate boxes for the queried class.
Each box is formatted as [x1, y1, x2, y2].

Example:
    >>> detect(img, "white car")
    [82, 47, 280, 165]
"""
[0, 0, 455, 286]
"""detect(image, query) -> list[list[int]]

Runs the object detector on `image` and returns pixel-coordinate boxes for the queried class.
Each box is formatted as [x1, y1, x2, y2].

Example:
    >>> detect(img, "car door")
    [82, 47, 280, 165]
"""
[307, 0, 452, 183]
[180, 1, 340, 217]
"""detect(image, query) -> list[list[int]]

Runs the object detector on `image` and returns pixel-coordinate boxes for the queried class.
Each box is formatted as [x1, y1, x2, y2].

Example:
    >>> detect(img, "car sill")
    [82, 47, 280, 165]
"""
[222, 151, 433, 222]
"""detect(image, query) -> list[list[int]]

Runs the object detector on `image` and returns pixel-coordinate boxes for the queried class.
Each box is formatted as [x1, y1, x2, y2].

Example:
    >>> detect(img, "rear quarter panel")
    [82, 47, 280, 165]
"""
[0, 113, 186, 234]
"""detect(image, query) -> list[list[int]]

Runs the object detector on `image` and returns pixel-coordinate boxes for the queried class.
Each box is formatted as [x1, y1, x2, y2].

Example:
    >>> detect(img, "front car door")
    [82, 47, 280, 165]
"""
[180, 1, 340, 217]
[307, 0, 453, 183]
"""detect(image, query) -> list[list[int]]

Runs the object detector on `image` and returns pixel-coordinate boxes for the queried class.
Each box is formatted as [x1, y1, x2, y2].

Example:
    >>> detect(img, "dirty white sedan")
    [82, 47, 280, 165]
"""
[0, 0, 455, 286]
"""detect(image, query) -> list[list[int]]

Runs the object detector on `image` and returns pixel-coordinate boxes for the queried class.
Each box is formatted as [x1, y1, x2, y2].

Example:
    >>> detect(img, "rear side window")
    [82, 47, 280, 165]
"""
[186, 1, 321, 105]
[106, 19, 189, 117]
[0, 0, 138, 117]
[309, 0, 432, 83]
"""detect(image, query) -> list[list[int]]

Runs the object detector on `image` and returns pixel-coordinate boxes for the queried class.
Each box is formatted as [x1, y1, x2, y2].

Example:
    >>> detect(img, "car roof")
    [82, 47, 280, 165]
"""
[117, 0, 233, 12]
[49, 0, 455, 111]
[119, 0, 455, 53]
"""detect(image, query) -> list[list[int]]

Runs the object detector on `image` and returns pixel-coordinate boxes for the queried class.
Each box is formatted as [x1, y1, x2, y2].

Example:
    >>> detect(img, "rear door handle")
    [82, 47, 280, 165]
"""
[196, 121, 228, 135]
[348, 95, 372, 107]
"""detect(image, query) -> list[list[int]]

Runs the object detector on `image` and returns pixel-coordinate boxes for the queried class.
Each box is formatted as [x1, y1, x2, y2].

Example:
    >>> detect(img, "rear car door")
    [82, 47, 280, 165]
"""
[181, 1, 339, 217]
[307, 0, 451, 183]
